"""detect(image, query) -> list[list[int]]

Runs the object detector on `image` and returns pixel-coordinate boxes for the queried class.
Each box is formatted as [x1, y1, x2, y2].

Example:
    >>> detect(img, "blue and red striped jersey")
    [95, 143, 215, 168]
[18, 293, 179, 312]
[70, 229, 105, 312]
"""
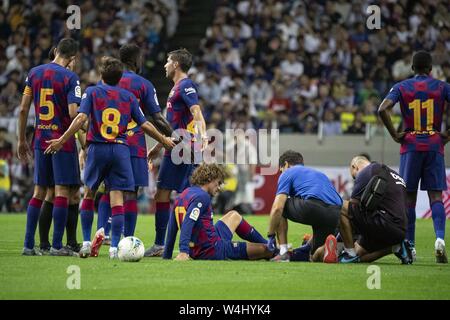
[79, 84, 146, 145]
[163, 186, 220, 259]
[118, 70, 161, 158]
[164, 77, 200, 157]
[24, 62, 81, 152]
[385, 75, 450, 154]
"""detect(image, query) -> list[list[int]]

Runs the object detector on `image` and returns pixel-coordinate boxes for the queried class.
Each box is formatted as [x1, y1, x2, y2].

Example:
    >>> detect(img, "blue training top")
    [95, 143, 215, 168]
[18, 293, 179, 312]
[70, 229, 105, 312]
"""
[276, 165, 342, 206]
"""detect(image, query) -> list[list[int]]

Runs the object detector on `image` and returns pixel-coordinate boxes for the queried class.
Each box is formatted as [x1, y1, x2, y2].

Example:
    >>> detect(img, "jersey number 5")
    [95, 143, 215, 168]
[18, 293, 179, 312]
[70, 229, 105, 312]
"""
[101, 108, 121, 139]
[39, 88, 54, 121]
[408, 99, 434, 131]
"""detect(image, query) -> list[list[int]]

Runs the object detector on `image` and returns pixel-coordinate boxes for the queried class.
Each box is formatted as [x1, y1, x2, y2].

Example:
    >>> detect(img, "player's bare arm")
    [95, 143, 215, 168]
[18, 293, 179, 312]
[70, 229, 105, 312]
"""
[77, 129, 87, 170]
[17, 93, 33, 162]
[190, 104, 208, 151]
[44, 113, 88, 154]
[267, 194, 288, 236]
[141, 121, 176, 150]
[68, 102, 88, 160]
[378, 98, 405, 143]
[149, 112, 173, 137]
[440, 103, 450, 145]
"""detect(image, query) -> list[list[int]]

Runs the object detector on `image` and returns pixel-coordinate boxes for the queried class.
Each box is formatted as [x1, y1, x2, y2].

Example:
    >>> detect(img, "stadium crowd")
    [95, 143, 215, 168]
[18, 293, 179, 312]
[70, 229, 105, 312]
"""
[1, 0, 450, 211]
[191, 0, 450, 134]
[0, 0, 180, 211]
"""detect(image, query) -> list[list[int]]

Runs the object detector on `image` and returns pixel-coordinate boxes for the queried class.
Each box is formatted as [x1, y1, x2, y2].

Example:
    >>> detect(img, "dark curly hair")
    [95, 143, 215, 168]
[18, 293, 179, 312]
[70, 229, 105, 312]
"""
[279, 150, 304, 167]
[190, 164, 229, 186]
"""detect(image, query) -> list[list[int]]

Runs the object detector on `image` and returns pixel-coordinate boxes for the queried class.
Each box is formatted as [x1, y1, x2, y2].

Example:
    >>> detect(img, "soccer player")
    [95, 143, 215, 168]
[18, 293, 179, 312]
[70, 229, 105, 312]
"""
[17, 38, 82, 256]
[163, 164, 272, 261]
[92, 44, 174, 248]
[379, 51, 449, 263]
[267, 150, 342, 263]
[145, 48, 208, 257]
[45, 57, 175, 259]
[38, 47, 82, 254]
[338, 156, 412, 264]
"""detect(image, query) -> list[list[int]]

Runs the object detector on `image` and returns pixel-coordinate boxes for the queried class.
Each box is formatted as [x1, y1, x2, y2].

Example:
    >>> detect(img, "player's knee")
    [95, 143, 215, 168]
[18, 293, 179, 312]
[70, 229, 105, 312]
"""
[226, 210, 242, 222]
[83, 188, 95, 200]
[54, 185, 70, 198]
[45, 188, 55, 202]
[428, 191, 442, 203]
[70, 190, 80, 204]
[124, 191, 137, 202]
[155, 188, 170, 202]
[33, 186, 47, 200]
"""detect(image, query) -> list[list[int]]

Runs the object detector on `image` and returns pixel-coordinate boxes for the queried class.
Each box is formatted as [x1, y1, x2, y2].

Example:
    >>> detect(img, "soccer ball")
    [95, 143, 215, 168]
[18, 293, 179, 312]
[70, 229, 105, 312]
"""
[117, 236, 145, 262]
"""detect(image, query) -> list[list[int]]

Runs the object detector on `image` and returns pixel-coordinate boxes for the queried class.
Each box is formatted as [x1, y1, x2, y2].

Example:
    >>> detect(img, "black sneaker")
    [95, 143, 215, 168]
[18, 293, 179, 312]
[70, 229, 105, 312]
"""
[65, 243, 81, 253]
[394, 240, 413, 265]
[49, 247, 79, 257]
[39, 246, 51, 255]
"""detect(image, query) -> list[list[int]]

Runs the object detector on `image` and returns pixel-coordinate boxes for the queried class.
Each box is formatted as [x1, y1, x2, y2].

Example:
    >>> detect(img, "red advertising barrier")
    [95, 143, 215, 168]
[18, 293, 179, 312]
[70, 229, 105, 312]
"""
[253, 166, 280, 215]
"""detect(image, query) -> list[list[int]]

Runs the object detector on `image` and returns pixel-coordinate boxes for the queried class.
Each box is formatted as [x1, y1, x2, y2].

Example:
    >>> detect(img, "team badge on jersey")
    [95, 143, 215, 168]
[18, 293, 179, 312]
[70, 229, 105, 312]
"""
[189, 208, 200, 221]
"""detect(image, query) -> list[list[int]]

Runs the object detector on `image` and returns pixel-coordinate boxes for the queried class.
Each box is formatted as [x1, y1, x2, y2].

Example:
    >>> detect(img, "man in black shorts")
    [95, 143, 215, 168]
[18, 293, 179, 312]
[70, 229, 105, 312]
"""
[267, 151, 343, 263]
[339, 156, 413, 264]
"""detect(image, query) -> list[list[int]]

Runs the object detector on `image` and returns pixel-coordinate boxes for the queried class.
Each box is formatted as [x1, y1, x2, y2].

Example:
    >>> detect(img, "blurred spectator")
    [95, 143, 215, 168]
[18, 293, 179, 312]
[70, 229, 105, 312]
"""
[0, 1, 180, 212]
[322, 109, 342, 136]
[214, 163, 238, 215]
[249, 76, 273, 112]
[0, 158, 10, 211]
[0, 128, 13, 163]
[392, 54, 413, 81]
[346, 111, 366, 134]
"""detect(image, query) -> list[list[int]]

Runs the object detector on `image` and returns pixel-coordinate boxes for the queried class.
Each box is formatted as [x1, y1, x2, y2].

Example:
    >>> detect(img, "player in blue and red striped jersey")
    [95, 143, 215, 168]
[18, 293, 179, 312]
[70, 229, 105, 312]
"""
[37, 46, 83, 254]
[45, 57, 175, 259]
[92, 44, 174, 247]
[145, 48, 208, 257]
[17, 38, 82, 256]
[379, 51, 450, 263]
[163, 164, 272, 261]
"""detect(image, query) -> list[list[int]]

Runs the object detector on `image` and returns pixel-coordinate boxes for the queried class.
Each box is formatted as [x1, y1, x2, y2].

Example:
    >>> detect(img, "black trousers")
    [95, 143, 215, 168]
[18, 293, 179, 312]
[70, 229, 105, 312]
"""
[348, 202, 405, 253]
[282, 197, 340, 253]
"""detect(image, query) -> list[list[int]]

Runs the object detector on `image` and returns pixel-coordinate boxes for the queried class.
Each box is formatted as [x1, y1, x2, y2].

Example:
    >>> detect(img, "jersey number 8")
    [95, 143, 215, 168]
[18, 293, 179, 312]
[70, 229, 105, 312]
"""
[101, 108, 121, 140]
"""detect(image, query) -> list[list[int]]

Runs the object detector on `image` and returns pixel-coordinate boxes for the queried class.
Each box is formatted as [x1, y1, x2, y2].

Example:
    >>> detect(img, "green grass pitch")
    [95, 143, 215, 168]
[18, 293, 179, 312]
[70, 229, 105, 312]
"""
[0, 214, 449, 299]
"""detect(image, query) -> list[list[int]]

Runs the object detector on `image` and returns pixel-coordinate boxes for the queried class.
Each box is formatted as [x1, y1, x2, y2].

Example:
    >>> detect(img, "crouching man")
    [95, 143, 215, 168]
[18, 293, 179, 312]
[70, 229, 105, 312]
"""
[339, 156, 413, 264]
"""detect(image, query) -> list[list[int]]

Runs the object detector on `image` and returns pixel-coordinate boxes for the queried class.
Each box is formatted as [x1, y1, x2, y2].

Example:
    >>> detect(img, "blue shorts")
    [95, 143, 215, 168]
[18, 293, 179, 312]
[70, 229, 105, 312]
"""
[157, 155, 195, 193]
[400, 151, 447, 192]
[213, 220, 248, 260]
[85, 143, 134, 192]
[34, 149, 80, 186]
[131, 157, 148, 187]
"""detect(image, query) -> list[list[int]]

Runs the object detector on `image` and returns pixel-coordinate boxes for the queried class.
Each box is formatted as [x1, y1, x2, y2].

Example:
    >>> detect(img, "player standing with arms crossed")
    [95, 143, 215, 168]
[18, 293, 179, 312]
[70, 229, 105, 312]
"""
[145, 48, 208, 257]
[18, 38, 82, 256]
[45, 57, 175, 259]
[379, 51, 449, 263]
